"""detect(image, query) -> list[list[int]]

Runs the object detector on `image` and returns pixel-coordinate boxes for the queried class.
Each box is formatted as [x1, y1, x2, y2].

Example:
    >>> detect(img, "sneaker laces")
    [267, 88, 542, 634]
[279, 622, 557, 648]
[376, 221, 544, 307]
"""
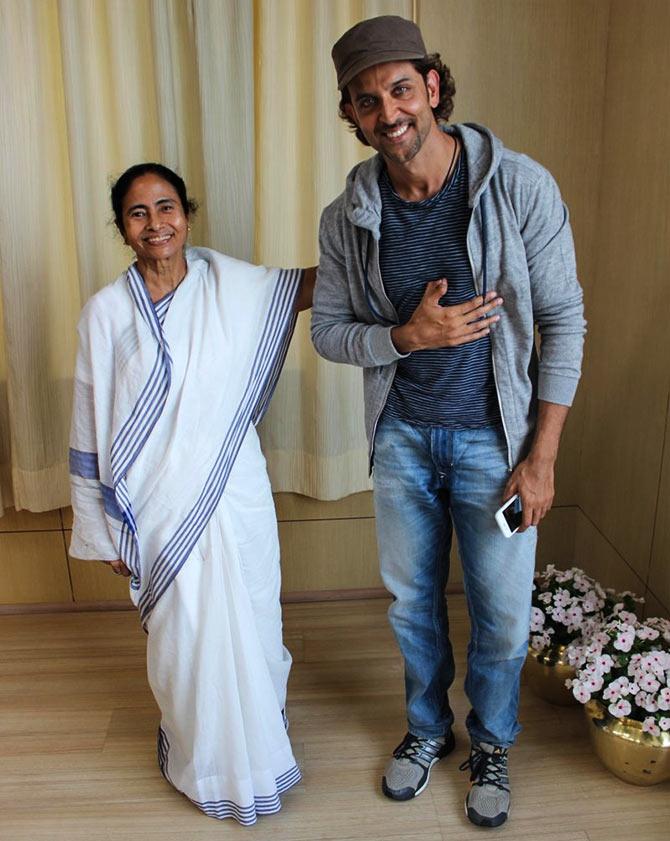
[459, 744, 510, 791]
[393, 733, 445, 768]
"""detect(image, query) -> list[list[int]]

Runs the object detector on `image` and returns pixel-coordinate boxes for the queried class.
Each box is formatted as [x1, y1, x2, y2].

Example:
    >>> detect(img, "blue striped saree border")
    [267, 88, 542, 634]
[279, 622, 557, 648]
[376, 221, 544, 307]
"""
[157, 726, 301, 825]
[137, 268, 301, 625]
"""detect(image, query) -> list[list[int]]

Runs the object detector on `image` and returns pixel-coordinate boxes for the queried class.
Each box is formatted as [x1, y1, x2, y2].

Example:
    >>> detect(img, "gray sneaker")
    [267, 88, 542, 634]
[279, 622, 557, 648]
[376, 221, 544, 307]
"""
[459, 741, 510, 827]
[382, 730, 456, 801]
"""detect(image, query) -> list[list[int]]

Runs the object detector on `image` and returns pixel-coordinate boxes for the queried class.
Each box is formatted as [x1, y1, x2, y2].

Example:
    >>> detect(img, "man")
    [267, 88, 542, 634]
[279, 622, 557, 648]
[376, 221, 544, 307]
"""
[311, 15, 585, 829]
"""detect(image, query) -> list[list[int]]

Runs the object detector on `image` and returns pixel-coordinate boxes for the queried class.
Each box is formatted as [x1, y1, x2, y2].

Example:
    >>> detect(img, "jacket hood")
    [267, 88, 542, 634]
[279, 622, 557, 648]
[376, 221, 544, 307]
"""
[343, 122, 504, 239]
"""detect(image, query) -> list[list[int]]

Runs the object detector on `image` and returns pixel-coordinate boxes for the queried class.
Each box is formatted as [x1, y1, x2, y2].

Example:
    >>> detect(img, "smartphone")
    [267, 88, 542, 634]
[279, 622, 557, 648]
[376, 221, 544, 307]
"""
[495, 494, 523, 538]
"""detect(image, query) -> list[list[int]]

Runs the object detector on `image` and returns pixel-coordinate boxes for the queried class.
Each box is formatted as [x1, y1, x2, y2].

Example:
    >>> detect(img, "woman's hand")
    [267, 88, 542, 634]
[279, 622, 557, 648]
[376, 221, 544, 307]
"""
[294, 266, 317, 312]
[104, 559, 132, 577]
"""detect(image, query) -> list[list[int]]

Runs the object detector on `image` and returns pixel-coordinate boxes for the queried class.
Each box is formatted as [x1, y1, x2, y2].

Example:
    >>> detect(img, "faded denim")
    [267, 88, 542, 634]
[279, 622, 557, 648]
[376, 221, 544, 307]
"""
[373, 415, 537, 747]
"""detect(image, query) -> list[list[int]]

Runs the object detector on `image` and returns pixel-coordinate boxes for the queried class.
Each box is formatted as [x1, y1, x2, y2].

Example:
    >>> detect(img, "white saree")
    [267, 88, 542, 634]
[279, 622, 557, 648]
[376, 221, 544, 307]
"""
[69, 247, 302, 823]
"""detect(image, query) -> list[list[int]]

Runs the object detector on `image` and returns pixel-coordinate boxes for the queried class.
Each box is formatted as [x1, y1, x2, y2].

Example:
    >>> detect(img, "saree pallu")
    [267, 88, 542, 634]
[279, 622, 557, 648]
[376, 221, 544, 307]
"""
[69, 247, 302, 823]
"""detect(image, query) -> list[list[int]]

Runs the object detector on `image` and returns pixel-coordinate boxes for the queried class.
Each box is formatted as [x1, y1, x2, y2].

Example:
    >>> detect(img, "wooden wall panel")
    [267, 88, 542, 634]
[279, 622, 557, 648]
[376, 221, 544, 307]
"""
[418, 0, 610, 505]
[67, 546, 133, 604]
[643, 589, 670, 622]
[0, 508, 61, 531]
[573, 508, 648, 599]
[577, 1, 670, 585]
[536, 506, 577, 569]
[648, 402, 670, 612]
[0, 531, 72, 604]
[274, 491, 374, 521]
[279, 517, 381, 593]
[2, 501, 585, 607]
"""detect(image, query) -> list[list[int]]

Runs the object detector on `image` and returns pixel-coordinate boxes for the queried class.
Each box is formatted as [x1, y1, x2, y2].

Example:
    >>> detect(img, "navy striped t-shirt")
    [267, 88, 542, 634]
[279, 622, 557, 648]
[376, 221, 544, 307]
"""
[379, 150, 500, 428]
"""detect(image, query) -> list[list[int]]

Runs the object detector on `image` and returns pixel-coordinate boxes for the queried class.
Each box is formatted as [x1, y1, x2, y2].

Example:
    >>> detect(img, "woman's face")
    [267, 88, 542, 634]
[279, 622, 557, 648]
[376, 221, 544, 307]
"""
[120, 173, 188, 263]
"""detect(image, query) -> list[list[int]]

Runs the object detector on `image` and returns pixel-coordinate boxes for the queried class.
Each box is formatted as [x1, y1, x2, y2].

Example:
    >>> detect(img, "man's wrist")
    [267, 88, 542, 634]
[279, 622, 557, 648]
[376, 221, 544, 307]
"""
[527, 401, 570, 466]
[391, 324, 418, 353]
[526, 442, 559, 466]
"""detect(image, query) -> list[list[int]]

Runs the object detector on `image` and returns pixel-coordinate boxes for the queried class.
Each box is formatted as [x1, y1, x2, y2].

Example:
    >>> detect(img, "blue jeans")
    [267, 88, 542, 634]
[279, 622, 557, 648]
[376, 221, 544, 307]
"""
[373, 416, 537, 747]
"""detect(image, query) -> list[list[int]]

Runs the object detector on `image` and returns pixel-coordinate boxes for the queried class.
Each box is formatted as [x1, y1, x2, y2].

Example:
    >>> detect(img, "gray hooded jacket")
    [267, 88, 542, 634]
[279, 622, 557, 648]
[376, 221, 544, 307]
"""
[311, 123, 586, 469]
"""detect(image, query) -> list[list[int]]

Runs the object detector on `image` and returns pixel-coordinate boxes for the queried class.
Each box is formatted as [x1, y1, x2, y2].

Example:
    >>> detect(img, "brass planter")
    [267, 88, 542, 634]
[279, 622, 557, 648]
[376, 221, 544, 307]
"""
[525, 643, 577, 706]
[585, 700, 670, 786]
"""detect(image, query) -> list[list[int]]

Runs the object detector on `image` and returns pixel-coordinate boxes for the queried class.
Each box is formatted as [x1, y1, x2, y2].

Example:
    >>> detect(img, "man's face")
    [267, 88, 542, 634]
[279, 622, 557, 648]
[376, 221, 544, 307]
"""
[344, 60, 439, 165]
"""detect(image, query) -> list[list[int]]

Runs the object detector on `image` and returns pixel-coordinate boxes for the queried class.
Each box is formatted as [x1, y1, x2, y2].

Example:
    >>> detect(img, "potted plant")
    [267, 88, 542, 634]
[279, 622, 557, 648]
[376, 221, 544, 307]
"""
[566, 614, 670, 785]
[526, 565, 640, 705]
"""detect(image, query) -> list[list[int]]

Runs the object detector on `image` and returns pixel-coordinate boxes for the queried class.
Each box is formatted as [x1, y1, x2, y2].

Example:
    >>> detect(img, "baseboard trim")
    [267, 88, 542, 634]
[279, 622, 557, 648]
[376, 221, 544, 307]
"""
[0, 599, 133, 615]
[0, 583, 468, 615]
[281, 587, 389, 603]
[282, 582, 465, 603]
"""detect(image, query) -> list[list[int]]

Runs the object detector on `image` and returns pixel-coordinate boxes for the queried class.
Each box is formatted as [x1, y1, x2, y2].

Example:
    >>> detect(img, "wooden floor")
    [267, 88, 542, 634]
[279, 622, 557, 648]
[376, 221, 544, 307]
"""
[0, 597, 668, 841]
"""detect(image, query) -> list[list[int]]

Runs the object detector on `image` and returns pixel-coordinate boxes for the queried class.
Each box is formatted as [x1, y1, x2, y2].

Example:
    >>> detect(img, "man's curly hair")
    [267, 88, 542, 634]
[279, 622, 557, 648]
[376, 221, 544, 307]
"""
[338, 54, 456, 146]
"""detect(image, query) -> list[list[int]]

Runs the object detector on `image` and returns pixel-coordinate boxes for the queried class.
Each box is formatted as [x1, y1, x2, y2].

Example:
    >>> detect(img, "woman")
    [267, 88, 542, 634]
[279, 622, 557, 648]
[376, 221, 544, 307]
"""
[69, 163, 315, 824]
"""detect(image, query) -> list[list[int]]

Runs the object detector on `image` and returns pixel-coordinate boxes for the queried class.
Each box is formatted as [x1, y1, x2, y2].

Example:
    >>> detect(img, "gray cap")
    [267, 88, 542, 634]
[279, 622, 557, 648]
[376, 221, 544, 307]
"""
[332, 15, 427, 91]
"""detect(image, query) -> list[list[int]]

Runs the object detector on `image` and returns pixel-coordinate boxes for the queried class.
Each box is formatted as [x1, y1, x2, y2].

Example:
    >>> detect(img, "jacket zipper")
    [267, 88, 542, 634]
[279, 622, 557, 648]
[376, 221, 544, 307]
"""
[366, 235, 398, 471]
[468, 195, 513, 470]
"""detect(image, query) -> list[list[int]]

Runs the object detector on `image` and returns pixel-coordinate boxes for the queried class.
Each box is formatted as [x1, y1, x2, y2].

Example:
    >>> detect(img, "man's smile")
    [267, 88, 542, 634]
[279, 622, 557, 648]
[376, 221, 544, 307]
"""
[380, 122, 412, 140]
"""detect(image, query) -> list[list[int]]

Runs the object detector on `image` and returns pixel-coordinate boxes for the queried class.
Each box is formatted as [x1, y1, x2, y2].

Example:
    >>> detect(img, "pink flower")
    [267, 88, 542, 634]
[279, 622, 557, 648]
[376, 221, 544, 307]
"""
[572, 682, 592, 704]
[659, 717, 670, 732]
[648, 652, 670, 673]
[565, 605, 584, 626]
[636, 625, 660, 641]
[553, 588, 571, 608]
[566, 644, 584, 667]
[643, 695, 659, 713]
[584, 673, 604, 692]
[551, 606, 567, 624]
[613, 627, 636, 652]
[602, 684, 620, 701]
[581, 616, 602, 637]
[647, 617, 670, 643]
[555, 570, 574, 583]
[530, 633, 552, 652]
[608, 699, 632, 718]
[614, 678, 634, 697]
[638, 673, 661, 694]
[595, 654, 614, 673]
[658, 688, 670, 711]
[642, 717, 661, 737]
[530, 607, 545, 632]
[582, 596, 599, 613]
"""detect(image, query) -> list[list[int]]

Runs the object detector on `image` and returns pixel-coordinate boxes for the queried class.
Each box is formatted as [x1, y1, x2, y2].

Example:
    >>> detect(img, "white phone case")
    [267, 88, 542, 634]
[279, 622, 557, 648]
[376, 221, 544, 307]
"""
[494, 493, 521, 538]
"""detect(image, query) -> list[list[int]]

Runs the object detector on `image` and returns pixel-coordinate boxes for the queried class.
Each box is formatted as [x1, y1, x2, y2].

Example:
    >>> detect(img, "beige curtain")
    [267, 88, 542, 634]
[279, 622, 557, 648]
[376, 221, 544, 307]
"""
[0, 0, 412, 513]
